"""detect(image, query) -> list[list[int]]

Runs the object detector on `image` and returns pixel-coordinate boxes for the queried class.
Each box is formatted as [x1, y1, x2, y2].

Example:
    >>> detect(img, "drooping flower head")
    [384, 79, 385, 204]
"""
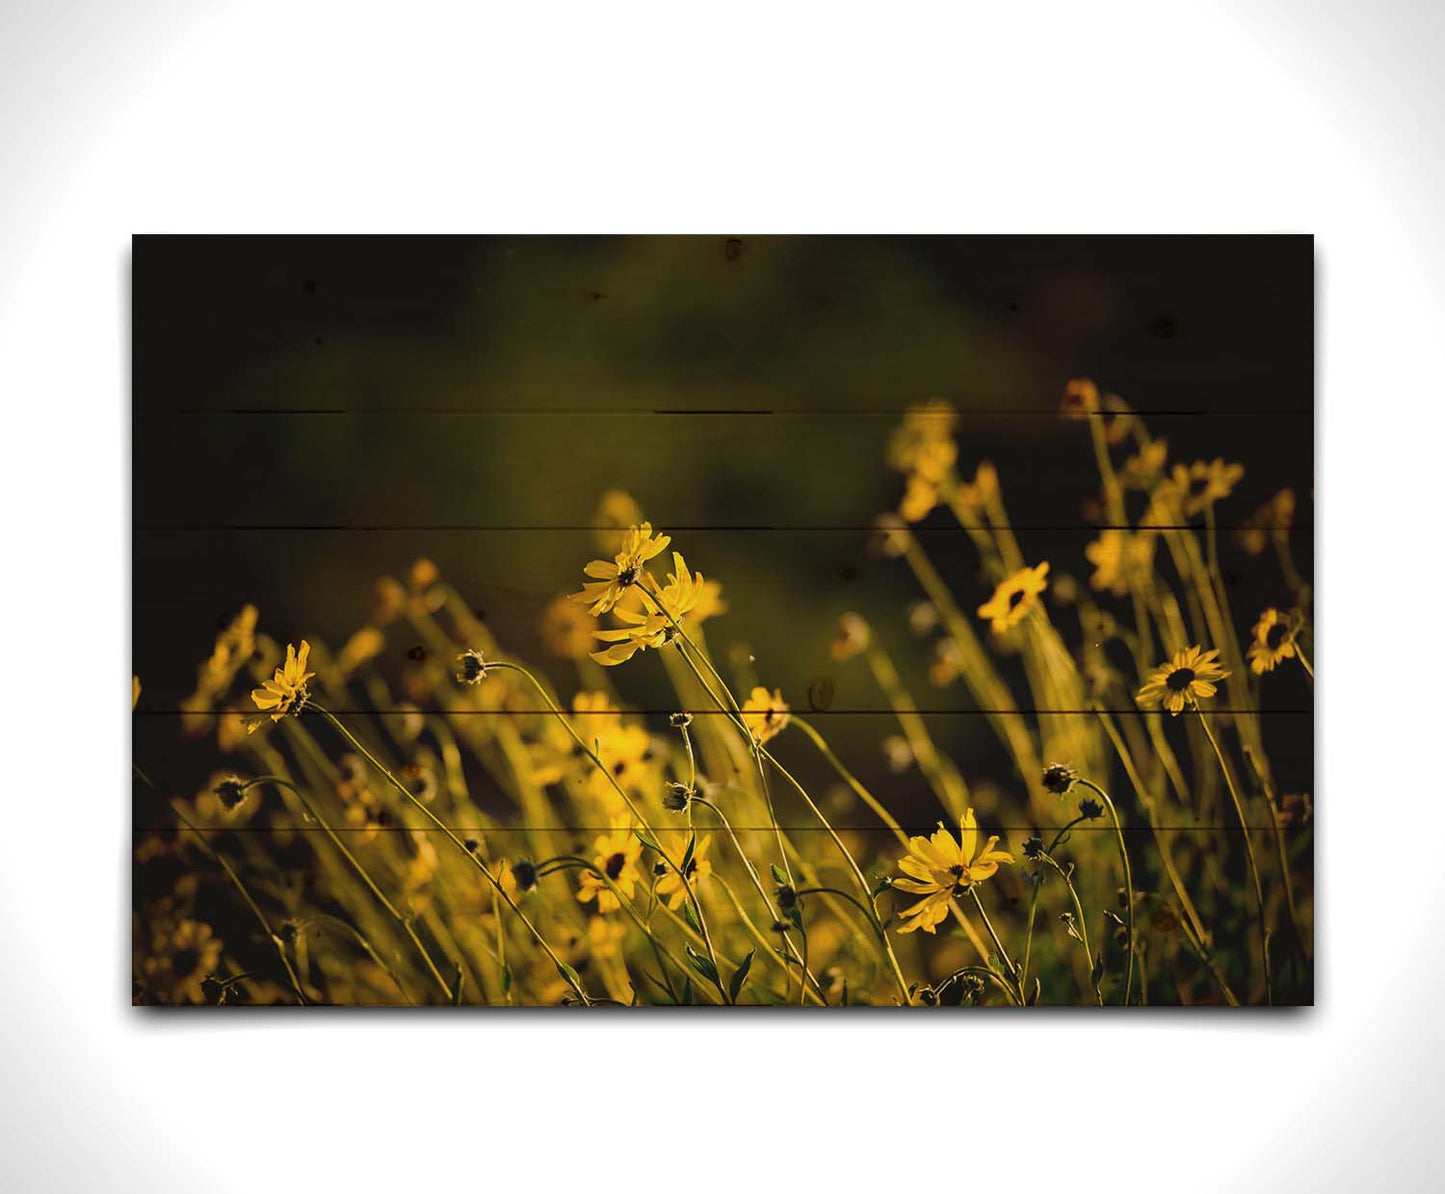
[741, 686, 790, 744]
[249, 640, 314, 728]
[1136, 644, 1230, 715]
[571, 522, 672, 616]
[977, 562, 1050, 632]
[590, 551, 703, 667]
[1247, 608, 1300, 674]
[893, 810, 1014, 934]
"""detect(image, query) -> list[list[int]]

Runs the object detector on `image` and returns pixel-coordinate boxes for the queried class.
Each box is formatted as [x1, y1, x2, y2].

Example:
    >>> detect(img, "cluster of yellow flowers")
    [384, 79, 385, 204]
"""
[135, 379, 1310, 1007]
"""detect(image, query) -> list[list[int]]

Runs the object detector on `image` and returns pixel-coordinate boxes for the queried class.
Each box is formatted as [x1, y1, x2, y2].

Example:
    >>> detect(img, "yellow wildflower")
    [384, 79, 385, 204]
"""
[977, 562, 1050, 632]
[1120, 438, 1169, 489]
[249, 640, 314, 728]
[540, 595, 599, 659]
[887, 400, 957, 477]
[1236, 489, 1297, 555]
[893, 810, 1014, 934]
[1084, 530, 1155, 596]
[741, 686, 790, 743]
[1060, 377, 1100, 419]
[139, 916, 224, 1004]
[953, 461, 999, 513]
[591, 551, 704, 666]
[691, 577, 728, 625]
[576, 825, 643, 913]
[181, 604, 259, 735]
[899, 472, 940, 523]
[1168, 458, 1244, 516]
[335, 626, 385, 676]
[1136, 644, 1230, 715]
[587, 914, 628, 960]
[1248, 608, 1300, 674]
[571, 522, 672, 615]
[372, 576, 407, 625]
[654, 835, 714, 911]
[594, 489, 644, 555]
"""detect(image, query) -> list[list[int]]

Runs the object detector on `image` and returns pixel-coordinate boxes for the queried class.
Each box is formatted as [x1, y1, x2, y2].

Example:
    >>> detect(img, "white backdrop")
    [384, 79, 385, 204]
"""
[1, 1, 1438, 1189]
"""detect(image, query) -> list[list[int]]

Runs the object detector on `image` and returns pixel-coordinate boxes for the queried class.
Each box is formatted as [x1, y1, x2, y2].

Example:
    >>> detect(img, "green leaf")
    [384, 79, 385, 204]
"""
[770, 863, 787, 885]
[500, 963, 513, 995]
[634, 828, 661, 853]
[685, 944, 720, 986]
[727, 949, 756, 1003]
[681, 976, 694, 1006]
[681, 899, 701, 933]
[682, 832, 697, 874]
[555, 958, 585, 997]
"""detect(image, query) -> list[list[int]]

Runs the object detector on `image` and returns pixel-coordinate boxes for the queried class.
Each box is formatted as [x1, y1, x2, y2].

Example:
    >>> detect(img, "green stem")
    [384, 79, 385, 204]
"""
[481, 661, 729, 999]
[968, 886, 1022, 1005]
[1039, 853, 1103, 1006]
[170, 800, 307, 1005]
[1076, 777, 1136, 1006]
[309, 703, 590, 1005]
[1196, 709, 1273, 1005]
[246, 775, 454, 1003]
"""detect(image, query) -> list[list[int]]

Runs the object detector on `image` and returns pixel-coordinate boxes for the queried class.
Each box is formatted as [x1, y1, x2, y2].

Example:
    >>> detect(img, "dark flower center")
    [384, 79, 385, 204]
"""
[617, 565, 639, 586]
[604, 852, 627, 880]
[1165, 667, 1196, 692]
[172, 949, 198, 977]
[1266, 624, 1289, 649]
[1189, 476, 1210, 497]
[1007, 588, 1027, 610]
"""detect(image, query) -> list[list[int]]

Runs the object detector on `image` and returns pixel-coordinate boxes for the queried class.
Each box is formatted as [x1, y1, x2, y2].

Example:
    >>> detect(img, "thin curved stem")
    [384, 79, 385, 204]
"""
[1039, 853, 1103, 1006]
[1196, 709, 1273, 1005]
[1076, 777, 1136, 1006]
[309, 703, 591, 1005]
[246, 775, 454, 1003]
[135, 763, 308, 1005]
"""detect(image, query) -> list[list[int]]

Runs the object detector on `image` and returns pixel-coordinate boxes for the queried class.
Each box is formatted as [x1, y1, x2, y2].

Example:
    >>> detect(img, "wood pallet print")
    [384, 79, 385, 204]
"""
[131, 235, 1314, 1007]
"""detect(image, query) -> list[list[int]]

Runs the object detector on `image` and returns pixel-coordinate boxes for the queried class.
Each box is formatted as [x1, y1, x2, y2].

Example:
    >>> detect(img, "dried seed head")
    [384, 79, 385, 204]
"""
[1042, 762, 1078, 795]
[455, 648, 489, 685]
[214, 776, 248, 811]
[662, 781, 694, 813]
